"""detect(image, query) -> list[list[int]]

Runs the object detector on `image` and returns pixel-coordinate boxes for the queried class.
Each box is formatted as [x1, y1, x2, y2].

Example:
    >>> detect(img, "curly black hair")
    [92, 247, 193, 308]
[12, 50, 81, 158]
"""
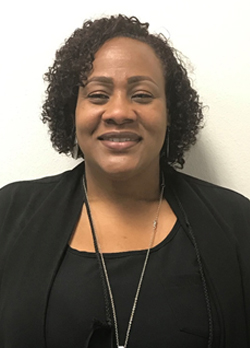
[42, 14, 204, 168]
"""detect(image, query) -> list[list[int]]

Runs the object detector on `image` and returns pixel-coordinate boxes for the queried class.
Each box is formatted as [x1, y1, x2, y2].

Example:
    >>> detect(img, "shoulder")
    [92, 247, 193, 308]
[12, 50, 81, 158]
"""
[177, 170, 250, 208]
[163, 168, 250, 266]
[0, 162, 84, 219]
[0, 163, 84, 267]
[0, 171, 63, 211]
[0, 162, 83, 195]
[0, 172, 61, 195]
[163, 162, 250, 224]
[171, 170, 250, 231]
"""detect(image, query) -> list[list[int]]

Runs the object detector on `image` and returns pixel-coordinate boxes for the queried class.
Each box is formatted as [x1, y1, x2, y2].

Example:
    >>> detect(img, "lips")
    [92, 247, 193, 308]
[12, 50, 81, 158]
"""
[98, 132, 142, 151]
[98, 132, 142, 142]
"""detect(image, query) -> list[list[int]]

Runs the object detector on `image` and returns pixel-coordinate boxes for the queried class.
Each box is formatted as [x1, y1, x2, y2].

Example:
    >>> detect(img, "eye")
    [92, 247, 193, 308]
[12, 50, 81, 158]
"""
[132, 93, 153, 104]
[88, 93, 109, 104]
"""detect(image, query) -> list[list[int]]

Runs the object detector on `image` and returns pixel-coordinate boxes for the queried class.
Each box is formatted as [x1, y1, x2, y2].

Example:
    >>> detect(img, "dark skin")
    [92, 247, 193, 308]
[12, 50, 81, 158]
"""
[70, 37, 176, 253]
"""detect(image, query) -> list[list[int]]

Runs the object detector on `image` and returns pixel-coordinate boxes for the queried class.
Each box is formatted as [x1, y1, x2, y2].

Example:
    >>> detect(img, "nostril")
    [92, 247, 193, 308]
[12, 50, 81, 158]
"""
[105, 118, 117, 125]
[104, 117, 134, 125]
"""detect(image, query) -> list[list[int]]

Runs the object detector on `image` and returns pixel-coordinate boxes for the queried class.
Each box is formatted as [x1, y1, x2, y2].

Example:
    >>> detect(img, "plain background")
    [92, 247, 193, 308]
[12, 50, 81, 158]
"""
[0, 0, 249, 198]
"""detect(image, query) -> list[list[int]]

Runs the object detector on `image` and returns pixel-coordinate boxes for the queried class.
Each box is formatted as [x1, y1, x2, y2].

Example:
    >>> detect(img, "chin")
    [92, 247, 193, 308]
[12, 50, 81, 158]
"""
[100, 160, 159, 182]
[101, 164, 139, 179]
[85, 153, 159, 180]
[88, 158, 141, 180]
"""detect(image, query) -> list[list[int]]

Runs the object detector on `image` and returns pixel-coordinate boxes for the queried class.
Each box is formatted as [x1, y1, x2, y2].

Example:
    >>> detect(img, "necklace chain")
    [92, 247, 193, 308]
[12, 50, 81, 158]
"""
[83, 177, 165, 348]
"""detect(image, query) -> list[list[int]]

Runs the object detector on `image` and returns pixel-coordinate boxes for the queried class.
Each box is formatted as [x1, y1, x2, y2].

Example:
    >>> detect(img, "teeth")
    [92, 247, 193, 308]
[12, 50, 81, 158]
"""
[109, 138, 132, 142]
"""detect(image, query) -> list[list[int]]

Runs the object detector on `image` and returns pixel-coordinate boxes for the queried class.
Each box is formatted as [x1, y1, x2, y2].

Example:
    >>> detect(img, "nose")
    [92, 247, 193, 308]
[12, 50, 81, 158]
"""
[102, 95, 136, 125]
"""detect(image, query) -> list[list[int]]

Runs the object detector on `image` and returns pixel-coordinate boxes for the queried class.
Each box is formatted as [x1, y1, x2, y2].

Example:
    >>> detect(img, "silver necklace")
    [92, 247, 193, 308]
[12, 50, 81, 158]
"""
[83, 176, 165, 348]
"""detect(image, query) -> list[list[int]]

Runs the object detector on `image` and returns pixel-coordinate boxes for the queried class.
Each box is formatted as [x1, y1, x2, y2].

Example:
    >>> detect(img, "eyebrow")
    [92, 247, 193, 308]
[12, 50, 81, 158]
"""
[84, 76, 113, 86]
[84, 75, 157, 86]
[127, 76, 156, 85]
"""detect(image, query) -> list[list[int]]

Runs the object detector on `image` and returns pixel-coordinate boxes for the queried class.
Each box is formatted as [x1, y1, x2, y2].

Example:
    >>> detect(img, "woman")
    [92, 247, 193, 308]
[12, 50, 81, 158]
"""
[0, 15, 249, 348]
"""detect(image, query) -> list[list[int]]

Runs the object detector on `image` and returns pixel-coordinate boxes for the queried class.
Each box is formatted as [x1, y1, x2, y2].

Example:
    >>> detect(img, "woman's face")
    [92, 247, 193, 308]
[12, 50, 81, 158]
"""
[75, 37, 167, 178]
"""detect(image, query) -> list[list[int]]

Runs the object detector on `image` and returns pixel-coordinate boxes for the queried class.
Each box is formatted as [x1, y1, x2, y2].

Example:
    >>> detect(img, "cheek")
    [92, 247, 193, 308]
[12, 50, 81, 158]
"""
[156, 124, 167, 149]
[75, 105, 100, 136]
[147, 106, 167, 139]
[153, 113, 168, 149]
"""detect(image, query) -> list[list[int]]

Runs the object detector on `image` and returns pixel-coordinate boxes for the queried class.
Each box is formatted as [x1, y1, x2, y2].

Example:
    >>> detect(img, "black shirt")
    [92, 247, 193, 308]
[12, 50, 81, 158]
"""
[46, 221, 219, 347]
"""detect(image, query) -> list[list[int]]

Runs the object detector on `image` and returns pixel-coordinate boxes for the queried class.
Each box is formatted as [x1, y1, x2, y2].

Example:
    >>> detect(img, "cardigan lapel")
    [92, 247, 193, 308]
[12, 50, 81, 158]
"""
[0, 163, 85, 347]
[164, 167, 248, 347]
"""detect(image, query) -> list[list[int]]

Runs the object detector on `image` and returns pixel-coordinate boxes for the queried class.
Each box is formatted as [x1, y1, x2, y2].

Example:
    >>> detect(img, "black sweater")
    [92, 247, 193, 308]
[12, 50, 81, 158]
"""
[0, 162, 249, 347]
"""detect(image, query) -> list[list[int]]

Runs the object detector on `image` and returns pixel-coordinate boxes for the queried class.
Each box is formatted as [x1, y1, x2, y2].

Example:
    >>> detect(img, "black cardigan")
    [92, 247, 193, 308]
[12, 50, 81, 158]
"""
[0, 162, 249, 348]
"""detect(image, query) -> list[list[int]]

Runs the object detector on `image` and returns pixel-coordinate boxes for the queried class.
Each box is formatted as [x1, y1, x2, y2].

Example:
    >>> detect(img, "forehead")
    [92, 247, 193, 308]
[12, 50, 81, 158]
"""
[89, 37, 165, 85]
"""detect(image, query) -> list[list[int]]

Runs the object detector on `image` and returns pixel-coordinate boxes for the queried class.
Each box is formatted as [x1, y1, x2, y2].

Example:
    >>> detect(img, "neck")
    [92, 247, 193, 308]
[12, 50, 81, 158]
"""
[84, 163, 161, 204]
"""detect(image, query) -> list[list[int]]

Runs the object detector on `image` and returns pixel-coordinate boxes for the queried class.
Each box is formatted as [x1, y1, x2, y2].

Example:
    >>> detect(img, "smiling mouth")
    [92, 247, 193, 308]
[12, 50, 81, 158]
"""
[98, 132, 142, 142]
[98, 132, 142, 150]
[104, 137, 137, 142]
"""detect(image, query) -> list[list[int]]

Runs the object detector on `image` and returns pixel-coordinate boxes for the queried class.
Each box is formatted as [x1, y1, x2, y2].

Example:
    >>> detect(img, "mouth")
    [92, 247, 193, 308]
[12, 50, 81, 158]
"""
[98, 132, 142, 150]
[98, 132, 142, 142]
[101, 137, 135, 142]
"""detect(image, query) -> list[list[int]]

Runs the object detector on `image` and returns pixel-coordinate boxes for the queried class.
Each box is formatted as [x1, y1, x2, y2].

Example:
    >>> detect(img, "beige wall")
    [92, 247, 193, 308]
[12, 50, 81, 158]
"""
[1, 0, 249, 198]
